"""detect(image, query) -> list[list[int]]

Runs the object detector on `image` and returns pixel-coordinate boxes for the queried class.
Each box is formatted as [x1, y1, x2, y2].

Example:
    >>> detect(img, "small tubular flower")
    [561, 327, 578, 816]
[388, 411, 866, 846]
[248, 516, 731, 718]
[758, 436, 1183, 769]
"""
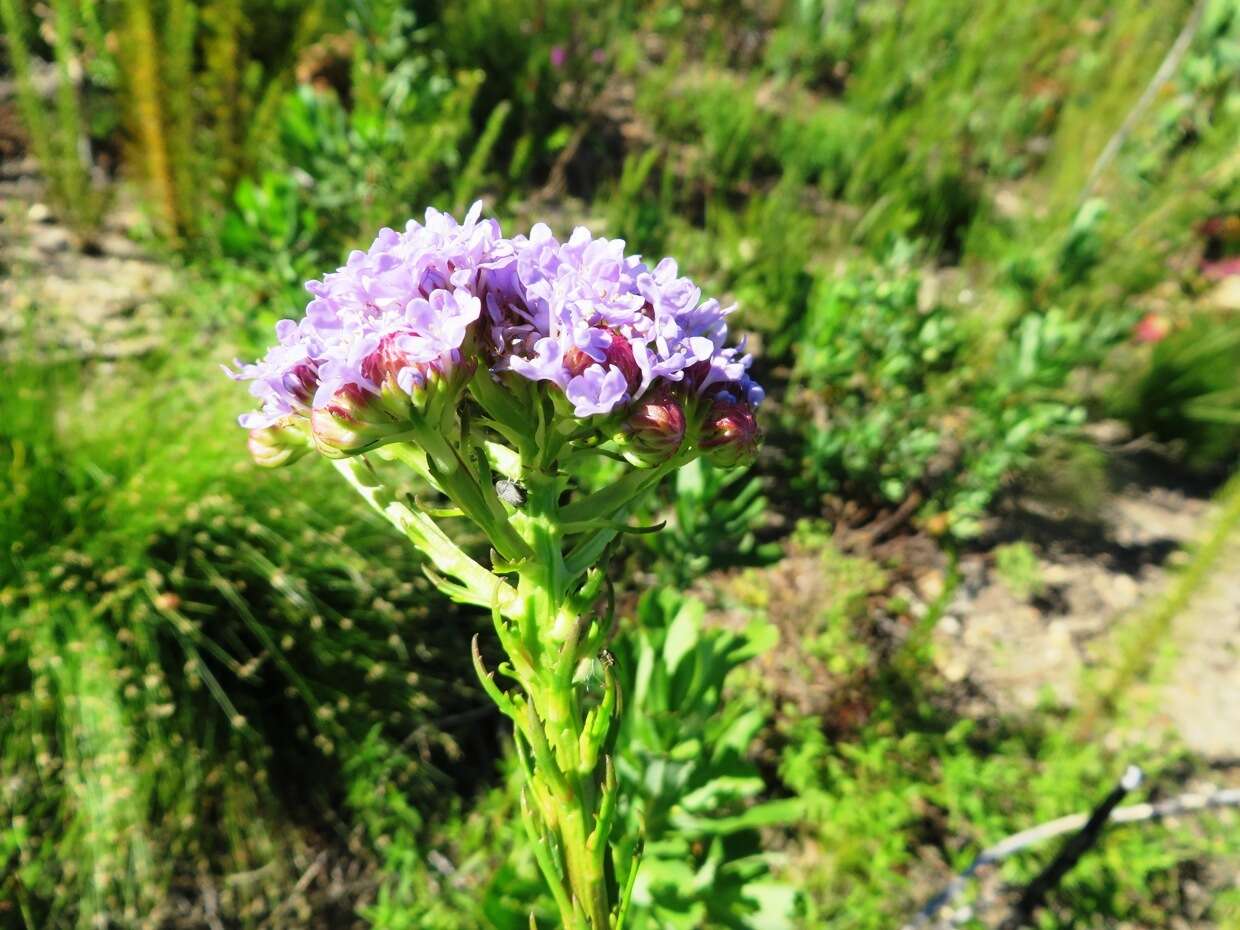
[225, 322, 319, 430]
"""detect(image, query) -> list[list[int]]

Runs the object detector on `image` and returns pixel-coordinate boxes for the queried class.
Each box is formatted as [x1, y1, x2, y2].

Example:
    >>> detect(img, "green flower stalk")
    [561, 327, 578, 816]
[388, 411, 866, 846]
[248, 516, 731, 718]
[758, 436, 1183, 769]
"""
[228, 204, 763, 928]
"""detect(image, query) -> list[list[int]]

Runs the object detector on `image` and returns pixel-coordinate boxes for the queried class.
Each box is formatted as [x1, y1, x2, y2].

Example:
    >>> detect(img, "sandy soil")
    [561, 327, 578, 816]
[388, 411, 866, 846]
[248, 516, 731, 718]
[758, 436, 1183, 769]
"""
[935, 447, 1240, 762]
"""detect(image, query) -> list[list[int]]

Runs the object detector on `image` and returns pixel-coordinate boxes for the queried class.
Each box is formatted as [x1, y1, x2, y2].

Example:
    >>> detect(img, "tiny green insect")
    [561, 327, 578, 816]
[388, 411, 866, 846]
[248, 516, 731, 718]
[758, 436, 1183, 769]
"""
[582, 650, 614, 697]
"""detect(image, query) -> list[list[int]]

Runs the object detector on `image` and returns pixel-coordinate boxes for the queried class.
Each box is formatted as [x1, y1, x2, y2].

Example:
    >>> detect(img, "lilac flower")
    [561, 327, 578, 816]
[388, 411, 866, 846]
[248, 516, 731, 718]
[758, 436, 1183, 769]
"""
[495, 224, 757, 418]
[225, 321, 319, 429]
[314, 287, 482, 404]
[230, 202, 763, 451]
[231, 205, 501, 434]
[565, 365, 631, 417]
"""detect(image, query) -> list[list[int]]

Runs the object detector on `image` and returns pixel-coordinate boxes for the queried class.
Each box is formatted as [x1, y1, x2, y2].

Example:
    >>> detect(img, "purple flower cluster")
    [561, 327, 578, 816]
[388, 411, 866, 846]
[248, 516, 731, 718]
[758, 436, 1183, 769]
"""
[229, 203, 501, 429]
[230, 203, 762, 460]
[499, 223, 762, 418]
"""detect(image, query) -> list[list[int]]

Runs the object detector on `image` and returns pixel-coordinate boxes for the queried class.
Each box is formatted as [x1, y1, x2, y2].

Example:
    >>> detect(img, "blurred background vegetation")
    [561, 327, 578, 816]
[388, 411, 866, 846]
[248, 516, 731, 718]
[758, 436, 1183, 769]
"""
[2, 0, 1240, 927]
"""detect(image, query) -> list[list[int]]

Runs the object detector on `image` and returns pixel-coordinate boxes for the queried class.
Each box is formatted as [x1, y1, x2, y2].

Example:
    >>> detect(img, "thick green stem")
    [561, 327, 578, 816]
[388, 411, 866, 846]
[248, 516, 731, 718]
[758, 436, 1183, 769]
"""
[433, 447, 533, 563]
[347, 435, 625, 929]
[504, 465, 617, 930]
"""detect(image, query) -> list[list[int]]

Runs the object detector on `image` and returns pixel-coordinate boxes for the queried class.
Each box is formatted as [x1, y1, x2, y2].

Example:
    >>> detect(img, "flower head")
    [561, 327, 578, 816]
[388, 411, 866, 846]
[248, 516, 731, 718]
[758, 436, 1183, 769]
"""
[230, 203, 763, 465]
[496, 226, 756, 421]
[230, 206, 496, 445]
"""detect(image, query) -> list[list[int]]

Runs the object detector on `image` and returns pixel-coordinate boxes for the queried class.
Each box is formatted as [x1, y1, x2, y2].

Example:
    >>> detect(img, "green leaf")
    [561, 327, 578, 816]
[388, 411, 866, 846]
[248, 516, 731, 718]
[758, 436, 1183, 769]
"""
[662, 598, 704, 675]
[669, 797, 807, 835]
[678, 775, 765, 812]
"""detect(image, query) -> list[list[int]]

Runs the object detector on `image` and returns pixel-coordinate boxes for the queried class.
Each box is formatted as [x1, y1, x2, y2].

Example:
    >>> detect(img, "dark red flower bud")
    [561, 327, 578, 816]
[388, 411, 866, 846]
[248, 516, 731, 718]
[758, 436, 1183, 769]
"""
[564, 331, 642, 393]
[563, 345, 594, 377]
[285, 363, 318, 411]
[616, 387, 686, 467]
[682, 359, 711, 392]
[361, 332, 411, 386]
[699, 399, 760, 468]
[605, 331, 642, 393]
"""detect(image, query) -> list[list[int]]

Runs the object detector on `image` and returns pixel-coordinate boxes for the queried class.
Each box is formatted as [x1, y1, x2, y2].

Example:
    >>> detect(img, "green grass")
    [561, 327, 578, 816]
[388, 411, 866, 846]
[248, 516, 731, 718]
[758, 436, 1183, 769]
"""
[0, 333, 489, 927]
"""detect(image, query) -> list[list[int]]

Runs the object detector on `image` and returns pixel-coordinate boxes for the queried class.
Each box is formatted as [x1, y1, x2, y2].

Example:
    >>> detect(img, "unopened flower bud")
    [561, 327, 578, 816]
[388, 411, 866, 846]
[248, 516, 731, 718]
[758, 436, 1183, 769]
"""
[682, 359, 711, 392]
[603, 331, 642, 393]
[699, 398, 760, 468]
[361, 333, 436, 410]
[616, 388, 686, 467]
[311, 384, 410, 458]
[564, 330, 641, 393]
[247, 416, 312, 468]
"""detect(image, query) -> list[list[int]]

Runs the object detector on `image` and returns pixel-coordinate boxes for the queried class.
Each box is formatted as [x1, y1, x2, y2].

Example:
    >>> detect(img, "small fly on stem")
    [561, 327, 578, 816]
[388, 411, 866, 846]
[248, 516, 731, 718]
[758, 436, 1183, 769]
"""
[582, 649, 616, 699]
